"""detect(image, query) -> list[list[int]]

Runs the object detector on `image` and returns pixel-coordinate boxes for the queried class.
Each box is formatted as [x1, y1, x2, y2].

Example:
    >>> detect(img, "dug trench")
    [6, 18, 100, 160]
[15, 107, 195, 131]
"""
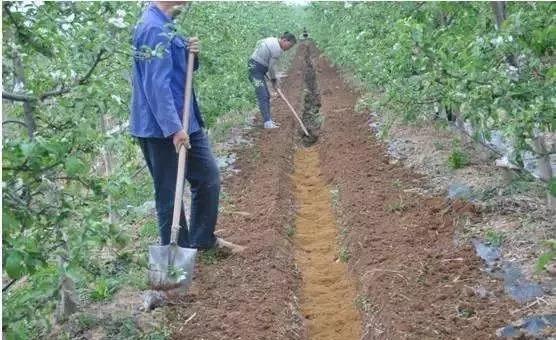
[167, 41, 517, 339]
[291, 41, 361, 339]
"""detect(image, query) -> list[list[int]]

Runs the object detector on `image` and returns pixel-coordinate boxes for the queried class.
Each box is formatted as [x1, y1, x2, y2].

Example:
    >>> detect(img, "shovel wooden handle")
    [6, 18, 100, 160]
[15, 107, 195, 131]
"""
[276, 88, 310, 137]
[171, 51, 195, 242]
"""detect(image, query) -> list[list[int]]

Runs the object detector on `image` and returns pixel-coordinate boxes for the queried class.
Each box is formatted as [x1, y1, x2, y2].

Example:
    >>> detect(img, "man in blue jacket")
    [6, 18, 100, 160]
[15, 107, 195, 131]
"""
[130, 2, 242, 253]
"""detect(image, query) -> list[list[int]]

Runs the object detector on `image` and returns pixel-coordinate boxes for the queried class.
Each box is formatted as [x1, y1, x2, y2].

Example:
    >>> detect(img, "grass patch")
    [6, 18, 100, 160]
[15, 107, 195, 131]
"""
[143, 329, 171, 340]
[354, 295, 373, 313]
[139, 219, 159, 239]
[121, 265, 148, 290]
[89, 277, 118, 302]
[535, 239, 556, 273]
[285, 224, 295, 237]
[447, 149, 469, 169]
[198, 248, 230, 265]
[548, 178, 556, 197]
[76, 313, 100, 329]
[484, 229, 505, 247]
[105, 316, 141, 339]
[338, 247, 350, 263]
[457, 306, 475, 318]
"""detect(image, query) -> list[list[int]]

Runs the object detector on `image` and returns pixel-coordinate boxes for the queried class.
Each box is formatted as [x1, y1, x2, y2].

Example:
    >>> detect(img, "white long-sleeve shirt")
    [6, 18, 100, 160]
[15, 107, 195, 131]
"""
[250, 37, 284, 80]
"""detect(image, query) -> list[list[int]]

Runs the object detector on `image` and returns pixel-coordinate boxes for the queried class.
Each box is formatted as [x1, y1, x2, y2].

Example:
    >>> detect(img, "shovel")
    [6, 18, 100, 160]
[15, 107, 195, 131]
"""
[148, 51, 197, 291]
[266, 75, 310, 137]
[276, 87, 310, 137]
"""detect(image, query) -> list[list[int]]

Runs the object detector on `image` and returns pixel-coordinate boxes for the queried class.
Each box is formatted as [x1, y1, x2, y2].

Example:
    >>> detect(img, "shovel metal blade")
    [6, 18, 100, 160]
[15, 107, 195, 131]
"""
[148, 243, 197, 291]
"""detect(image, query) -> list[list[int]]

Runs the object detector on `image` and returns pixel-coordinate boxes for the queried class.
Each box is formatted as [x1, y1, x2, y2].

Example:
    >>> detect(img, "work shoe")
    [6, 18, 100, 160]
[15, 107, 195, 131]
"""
[216, 237, 246, 254]
[264, 120, 280, 129]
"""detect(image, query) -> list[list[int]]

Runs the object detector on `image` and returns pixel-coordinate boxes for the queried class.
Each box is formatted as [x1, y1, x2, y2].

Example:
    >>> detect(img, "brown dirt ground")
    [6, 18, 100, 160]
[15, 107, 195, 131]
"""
[166, 41, 519, 339]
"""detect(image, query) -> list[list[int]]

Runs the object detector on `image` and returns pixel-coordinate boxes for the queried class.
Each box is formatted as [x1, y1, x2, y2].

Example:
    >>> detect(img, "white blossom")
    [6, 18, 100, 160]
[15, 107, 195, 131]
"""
[108, 17, 127, 29]
[491, 36, 504, 47]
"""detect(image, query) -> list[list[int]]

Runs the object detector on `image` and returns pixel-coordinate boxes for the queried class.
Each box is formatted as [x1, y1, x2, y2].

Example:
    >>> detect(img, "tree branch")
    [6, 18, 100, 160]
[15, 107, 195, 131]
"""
[2, 279, 18, 292]
[2, 119, 28, 128]
[2, 48, 108, 103]
[39, 48, 108, 100]
[1, 90, 36, 102]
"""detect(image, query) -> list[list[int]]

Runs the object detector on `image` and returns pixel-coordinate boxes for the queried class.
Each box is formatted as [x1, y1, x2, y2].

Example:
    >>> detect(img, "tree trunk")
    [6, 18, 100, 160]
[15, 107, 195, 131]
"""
[532, 135, 555, 212]
[12, 49, 36, 139]
[99, 112, 115, 224]
[491, 1, 517, 66]
[491, 1, 507, 29]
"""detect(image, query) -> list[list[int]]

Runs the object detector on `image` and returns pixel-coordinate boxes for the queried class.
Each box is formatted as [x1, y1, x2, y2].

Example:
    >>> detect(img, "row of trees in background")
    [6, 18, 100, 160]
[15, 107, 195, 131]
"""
[307, 2, 555, 202]
[2, 2, 301, 338]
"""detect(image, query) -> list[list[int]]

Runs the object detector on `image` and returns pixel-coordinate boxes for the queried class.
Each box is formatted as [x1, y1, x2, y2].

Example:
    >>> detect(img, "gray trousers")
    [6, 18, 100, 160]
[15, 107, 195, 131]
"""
[248, 59, 271, 122]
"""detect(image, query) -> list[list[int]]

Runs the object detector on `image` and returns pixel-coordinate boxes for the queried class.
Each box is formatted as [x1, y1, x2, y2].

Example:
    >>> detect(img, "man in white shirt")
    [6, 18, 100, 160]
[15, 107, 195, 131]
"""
[248, 32, 297, 129]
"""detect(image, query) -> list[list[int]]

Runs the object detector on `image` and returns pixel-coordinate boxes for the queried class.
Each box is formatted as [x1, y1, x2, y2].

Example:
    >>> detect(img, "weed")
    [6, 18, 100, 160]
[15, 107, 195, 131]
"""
[123, 266, 148, 290]
[140, 219, 159, 239]
[89, 278, 117, 301]
[392, 179, 403, 189]
[340, 227, 349, 238]
[219, 191, 232, 205]
[144, 328, 171, 340]
[536, 251, 555, 273]
[251, 146, 261, 161]
[433, 141, 444, 150]
[168, 266, 186, 281]
[535, 239, 555, 273]
[503, 177, 536, 196]
[285, 224, 295, 237]
[447, 149, 469, 169]
[105, 316, 140, 339]
[355, 295, 372, 313]
[549, 178, 556, 197]
[484, 229, 504, 247]
[457, 306, 475, 318]
[386, 196, 407, 213]
[338, 247, 350, 263]
[198, 248, 229, 265]
[76, 313, 99, 329]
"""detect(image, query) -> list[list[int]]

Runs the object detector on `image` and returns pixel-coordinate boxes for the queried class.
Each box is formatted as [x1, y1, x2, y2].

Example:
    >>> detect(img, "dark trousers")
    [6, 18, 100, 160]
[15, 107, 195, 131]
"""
[137, 130, 220, 249]
[248, 59, 271, 122]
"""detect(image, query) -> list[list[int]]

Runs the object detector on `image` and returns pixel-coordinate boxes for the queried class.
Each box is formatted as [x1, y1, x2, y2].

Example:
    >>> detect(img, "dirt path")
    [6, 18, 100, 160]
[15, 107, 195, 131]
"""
[167, 41, 517, 339]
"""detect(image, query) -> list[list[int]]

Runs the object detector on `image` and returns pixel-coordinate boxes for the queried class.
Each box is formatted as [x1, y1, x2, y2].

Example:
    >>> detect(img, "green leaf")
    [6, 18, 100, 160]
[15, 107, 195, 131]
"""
[549, 178, 556, 198]
[20, 142, 36, 158]
[5, 251, 25, 279]
[65, 157, 87, 176]
[2, 211, 20, 236]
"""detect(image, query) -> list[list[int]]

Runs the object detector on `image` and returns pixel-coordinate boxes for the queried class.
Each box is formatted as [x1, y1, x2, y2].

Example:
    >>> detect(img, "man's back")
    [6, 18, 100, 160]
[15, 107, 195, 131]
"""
[250, 37, 283, 68]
